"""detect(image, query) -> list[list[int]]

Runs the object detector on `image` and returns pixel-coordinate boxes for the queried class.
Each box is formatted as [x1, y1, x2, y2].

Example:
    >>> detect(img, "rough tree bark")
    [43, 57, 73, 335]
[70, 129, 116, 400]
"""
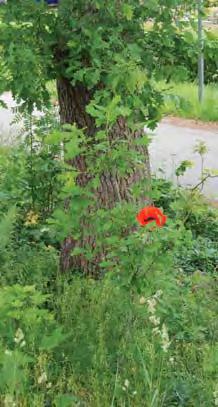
[57, 76, 151, 274]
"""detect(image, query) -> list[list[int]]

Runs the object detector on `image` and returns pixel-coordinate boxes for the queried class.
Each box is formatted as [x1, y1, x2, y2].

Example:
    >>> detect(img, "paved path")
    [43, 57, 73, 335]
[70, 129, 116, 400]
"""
[0, 93, 218, 199]
[148, 119, 218, 199]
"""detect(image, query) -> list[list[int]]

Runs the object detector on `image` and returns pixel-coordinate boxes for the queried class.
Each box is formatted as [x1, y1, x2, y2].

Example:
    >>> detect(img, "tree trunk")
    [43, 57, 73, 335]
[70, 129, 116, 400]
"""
[57, 77, 151, 274]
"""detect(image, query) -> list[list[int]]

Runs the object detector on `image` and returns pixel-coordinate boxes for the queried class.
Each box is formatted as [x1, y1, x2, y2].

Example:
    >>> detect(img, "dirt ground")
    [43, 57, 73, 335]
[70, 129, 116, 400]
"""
[162, 116, 218, 132]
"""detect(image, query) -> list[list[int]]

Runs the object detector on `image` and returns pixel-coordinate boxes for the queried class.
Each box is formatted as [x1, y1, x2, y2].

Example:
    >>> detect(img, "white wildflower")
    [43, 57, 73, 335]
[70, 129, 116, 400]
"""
[37, 372, 47, 385]
[4, 395, 16, 407]
[40, 227, 50, 233]
[161, 324, 169, 341]
[213, 390, 218, 406]
[169, 357, 174, 364]
[139, 296, 146, 305]
[149, 315, 160, 326]
[162, 342, 170, 353]
[154, 290, 163, 299]
[147, 298, 157, 314]
[5, 349, 12, 356]
[152, 327, 161, 336]
[161, 324, 171, 352]
[14, 328, 24, 344]
[124, 379, 130, 388]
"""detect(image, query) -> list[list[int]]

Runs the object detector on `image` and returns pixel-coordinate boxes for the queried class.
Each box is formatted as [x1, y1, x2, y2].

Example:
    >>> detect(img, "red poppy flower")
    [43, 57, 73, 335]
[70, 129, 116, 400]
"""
[136, 206, 167, 227]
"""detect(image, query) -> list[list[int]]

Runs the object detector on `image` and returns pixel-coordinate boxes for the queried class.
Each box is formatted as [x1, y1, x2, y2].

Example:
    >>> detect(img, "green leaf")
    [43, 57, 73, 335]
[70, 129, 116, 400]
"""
[122, 4, 134, 21]
[40, 328, 67, 350]
[55, 394, 80, 407]
[134, 135, 150, 146]
[0, 207, 16, 251]
[99, 260, 114, 268]
[71, 247, 84, 256]
[65, 137, 81, 159]
[45, 130, 66, 145]
[175, 160, 193, 177]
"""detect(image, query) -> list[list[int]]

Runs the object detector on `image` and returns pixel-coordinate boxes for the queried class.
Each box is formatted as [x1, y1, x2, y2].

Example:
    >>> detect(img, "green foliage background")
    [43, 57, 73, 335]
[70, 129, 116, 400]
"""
[0, 1, 217, 406]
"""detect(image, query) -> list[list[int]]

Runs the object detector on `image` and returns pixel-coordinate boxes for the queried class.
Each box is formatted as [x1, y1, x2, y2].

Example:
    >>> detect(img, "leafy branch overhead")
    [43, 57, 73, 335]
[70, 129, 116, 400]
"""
[0, 0, 195, 126]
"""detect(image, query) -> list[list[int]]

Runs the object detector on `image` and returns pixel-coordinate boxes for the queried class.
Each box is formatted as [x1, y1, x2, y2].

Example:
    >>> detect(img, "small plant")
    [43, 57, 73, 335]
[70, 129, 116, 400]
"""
[0, 284, 66, 405]
[175, 160, 193, 186]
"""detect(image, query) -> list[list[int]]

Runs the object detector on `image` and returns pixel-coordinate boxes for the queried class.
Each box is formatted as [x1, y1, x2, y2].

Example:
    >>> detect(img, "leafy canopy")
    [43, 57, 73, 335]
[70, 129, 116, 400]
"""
[0, 0, 194, 127]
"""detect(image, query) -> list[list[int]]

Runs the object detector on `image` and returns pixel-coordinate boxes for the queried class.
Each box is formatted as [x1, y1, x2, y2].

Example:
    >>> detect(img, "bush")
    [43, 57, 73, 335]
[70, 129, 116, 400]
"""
[176, 236, 218, 274]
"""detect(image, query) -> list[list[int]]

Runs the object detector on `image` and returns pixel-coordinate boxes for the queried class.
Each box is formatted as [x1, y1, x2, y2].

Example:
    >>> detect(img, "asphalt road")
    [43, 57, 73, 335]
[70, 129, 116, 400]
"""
[148, 119, 218, 199]
[0, 93, 218, 199]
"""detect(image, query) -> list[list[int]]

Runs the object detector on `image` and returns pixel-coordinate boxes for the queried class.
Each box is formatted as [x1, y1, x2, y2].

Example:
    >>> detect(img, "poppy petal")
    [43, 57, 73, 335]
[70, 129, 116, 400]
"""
[136, 206, 167, 228]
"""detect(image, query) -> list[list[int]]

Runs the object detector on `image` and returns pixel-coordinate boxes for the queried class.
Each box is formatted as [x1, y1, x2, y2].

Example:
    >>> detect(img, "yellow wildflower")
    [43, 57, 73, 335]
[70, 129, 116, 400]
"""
[25, 211, 39, 226]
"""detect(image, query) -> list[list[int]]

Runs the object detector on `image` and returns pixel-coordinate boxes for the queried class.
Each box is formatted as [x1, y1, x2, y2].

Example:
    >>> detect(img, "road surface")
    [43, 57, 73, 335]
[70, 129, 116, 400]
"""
[148, 118, 218, 199]
[0, 93, 218, 199]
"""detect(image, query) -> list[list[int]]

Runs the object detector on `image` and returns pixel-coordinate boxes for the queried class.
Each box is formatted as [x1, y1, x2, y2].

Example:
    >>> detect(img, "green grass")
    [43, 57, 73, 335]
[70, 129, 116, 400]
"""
[159, 81, 218, 122]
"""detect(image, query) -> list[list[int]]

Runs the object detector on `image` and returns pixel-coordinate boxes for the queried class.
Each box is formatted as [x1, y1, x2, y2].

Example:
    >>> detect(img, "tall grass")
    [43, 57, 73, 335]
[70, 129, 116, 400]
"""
[160, 81, 218, 122]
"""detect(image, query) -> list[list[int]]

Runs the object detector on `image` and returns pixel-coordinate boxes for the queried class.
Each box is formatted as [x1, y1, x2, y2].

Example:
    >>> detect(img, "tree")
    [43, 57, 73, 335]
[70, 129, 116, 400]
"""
[0, 0, 192, 273]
